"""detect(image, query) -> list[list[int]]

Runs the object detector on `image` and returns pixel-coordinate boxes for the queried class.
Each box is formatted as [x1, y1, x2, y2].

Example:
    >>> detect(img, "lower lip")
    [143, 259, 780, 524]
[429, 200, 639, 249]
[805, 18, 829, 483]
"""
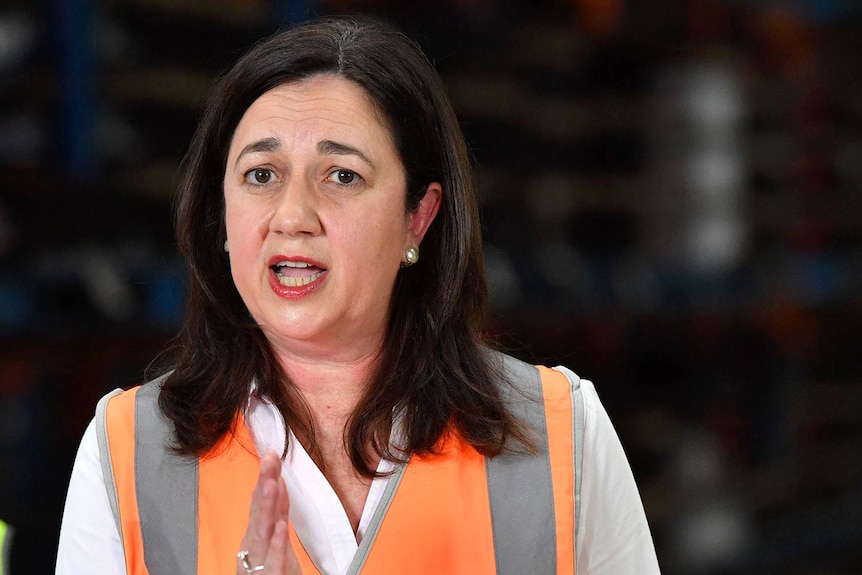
[268, 269, 327, 299]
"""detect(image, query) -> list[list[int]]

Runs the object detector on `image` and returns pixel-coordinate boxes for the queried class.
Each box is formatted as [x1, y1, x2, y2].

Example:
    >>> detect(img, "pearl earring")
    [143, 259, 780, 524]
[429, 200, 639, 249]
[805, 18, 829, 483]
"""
[403, 246, 419, 266]
[224, 240, 229, 252]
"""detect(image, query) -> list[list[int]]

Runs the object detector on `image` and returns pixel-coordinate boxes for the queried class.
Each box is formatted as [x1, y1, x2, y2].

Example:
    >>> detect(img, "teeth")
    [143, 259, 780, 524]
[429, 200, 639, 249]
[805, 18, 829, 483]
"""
[276, 270, 325, 287]
[276, 261, 311, 268]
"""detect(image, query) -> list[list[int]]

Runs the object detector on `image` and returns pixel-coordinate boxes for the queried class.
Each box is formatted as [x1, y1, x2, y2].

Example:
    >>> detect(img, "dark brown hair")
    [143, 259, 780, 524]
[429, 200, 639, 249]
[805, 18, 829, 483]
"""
[156, 15, 529, 476]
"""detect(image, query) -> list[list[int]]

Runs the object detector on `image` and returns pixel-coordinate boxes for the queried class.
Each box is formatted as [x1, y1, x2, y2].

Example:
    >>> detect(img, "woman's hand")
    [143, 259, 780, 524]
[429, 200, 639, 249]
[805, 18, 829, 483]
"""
[237, 450, 301, 574]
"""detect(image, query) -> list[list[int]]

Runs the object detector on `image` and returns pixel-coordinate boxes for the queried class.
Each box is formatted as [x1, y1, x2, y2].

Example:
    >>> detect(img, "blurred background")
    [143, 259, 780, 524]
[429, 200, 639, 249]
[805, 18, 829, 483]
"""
[1, 0, 861, 573]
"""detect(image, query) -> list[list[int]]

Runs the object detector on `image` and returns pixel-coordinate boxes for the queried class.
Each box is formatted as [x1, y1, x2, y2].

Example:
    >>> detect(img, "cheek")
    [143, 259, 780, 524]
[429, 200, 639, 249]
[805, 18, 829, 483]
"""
[225, 195, 270, 241]
[339, 213, 405, 259]
[224, 200, 265, 287]
[223, 194, 242, 238]
[345, 214, 409, 283]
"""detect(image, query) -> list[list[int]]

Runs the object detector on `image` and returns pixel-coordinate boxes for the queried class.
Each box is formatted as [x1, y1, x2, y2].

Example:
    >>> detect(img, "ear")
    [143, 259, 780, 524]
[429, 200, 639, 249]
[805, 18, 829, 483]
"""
[407, 182, 442, 246]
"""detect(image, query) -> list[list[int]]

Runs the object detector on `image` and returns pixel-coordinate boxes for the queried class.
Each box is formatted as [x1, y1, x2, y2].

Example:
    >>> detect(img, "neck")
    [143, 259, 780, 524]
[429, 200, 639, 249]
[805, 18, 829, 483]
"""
[275, 345, 379, 428]
[279, 347, 382, 518]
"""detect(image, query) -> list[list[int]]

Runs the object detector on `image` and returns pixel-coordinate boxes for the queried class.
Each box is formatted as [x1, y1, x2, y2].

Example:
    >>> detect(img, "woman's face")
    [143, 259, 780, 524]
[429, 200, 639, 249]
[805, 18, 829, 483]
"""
[223, 75, 440, 361]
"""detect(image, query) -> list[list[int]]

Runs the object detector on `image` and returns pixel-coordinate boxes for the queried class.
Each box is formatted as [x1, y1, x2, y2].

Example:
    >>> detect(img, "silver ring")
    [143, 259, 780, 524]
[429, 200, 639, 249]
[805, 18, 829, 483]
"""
[238, 550, 265, 573]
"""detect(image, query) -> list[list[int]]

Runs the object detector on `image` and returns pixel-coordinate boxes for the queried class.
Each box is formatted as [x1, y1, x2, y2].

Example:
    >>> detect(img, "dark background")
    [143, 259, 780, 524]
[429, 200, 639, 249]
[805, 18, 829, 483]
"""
[1, 0, 861, 573]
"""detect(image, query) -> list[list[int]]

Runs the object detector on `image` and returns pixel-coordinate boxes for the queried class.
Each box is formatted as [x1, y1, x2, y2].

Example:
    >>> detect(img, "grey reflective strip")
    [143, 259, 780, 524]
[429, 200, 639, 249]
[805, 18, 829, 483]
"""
[555, 366, 585, 574]
[344, 461, 408, 575]
[486, 354, 556, 575]
[95, 389, 124, 544]
[134, 379, 199, 575]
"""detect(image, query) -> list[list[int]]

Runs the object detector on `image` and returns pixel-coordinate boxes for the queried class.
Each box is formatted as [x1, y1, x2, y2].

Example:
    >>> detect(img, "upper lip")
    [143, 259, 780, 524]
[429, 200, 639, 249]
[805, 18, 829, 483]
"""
[267, 255, 327, 269]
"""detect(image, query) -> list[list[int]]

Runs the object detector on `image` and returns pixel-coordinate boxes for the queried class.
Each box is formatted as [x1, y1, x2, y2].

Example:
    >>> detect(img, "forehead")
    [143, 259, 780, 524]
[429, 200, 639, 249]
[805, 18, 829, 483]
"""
[228, 75, 396, 155]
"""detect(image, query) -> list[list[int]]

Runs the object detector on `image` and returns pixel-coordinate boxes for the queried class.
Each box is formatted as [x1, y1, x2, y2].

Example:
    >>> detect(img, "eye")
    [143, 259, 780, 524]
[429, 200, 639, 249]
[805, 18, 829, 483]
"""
[245, 168, 274, 185]
[328, 169, 360, 185]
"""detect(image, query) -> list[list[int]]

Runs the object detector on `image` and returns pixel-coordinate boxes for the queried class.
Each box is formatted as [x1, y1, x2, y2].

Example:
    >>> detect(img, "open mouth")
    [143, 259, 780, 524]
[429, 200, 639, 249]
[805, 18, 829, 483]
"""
[271, 260, 327, 287]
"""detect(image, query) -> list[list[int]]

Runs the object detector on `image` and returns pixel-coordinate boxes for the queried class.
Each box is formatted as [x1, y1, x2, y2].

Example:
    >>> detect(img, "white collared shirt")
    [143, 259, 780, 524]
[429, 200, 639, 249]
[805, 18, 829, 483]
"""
[56, 373, 660, 574]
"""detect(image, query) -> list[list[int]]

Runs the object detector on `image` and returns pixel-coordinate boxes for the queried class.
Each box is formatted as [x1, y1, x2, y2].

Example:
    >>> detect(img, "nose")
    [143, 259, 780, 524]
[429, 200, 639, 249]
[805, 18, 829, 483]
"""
[269, 175, 322, 237]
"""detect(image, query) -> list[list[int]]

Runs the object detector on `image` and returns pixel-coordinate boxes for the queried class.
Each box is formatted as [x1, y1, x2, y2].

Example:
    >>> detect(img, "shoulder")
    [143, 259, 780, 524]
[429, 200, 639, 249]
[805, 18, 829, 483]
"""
[485, 348, 584, 402]
[486, 349, 538, 379]
[96, 375, 173, 451]
[484, 349, 546, 396]
[101, 374, 170, 415]
[574, 378, 661, 572]
[57, 418, 127, 574]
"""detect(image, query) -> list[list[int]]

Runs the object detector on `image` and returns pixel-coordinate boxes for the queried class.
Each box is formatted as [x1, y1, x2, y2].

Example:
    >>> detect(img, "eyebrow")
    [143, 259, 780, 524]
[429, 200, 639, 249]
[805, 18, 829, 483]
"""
[233, 137, 375, 169]
[235, 137, 280, 167]
[318, 140, 375, 169]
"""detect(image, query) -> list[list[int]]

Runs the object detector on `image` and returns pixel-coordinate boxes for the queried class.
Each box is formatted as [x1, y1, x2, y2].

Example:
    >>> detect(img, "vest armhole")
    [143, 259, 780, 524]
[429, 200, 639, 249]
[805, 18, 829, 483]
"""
[95, 389, 125, 545]
[553, 366, 585, 575]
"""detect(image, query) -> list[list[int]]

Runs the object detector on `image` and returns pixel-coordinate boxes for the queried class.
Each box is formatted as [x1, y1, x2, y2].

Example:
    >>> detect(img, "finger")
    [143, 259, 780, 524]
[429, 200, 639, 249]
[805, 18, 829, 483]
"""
[240, 451, 283, 566]
[247, 452, 280, 532]
[276, 473, 290, 520]
[266, 520, 301, 575]
[239, 479, 276, 571]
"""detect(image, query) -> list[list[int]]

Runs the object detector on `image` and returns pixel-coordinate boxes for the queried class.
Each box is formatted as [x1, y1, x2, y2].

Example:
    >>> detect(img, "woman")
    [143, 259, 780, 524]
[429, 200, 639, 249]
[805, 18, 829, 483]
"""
[56, 16, 660, 575]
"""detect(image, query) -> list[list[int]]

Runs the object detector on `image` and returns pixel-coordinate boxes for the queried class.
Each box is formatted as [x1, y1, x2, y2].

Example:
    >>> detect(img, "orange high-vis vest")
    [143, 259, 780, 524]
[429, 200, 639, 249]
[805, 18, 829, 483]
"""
[95, 352, 585, 574]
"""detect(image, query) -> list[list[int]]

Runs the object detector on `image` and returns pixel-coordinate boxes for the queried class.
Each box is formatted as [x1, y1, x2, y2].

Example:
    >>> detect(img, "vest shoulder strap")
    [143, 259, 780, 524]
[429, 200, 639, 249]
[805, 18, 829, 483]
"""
[133, 379, 199, 575]
[98, 377, 199, 575]
[552, 365, 585, 572]
[486, 352, 584, 575]
[486, 352, 558, 575]
[95, 388, 124, 542]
